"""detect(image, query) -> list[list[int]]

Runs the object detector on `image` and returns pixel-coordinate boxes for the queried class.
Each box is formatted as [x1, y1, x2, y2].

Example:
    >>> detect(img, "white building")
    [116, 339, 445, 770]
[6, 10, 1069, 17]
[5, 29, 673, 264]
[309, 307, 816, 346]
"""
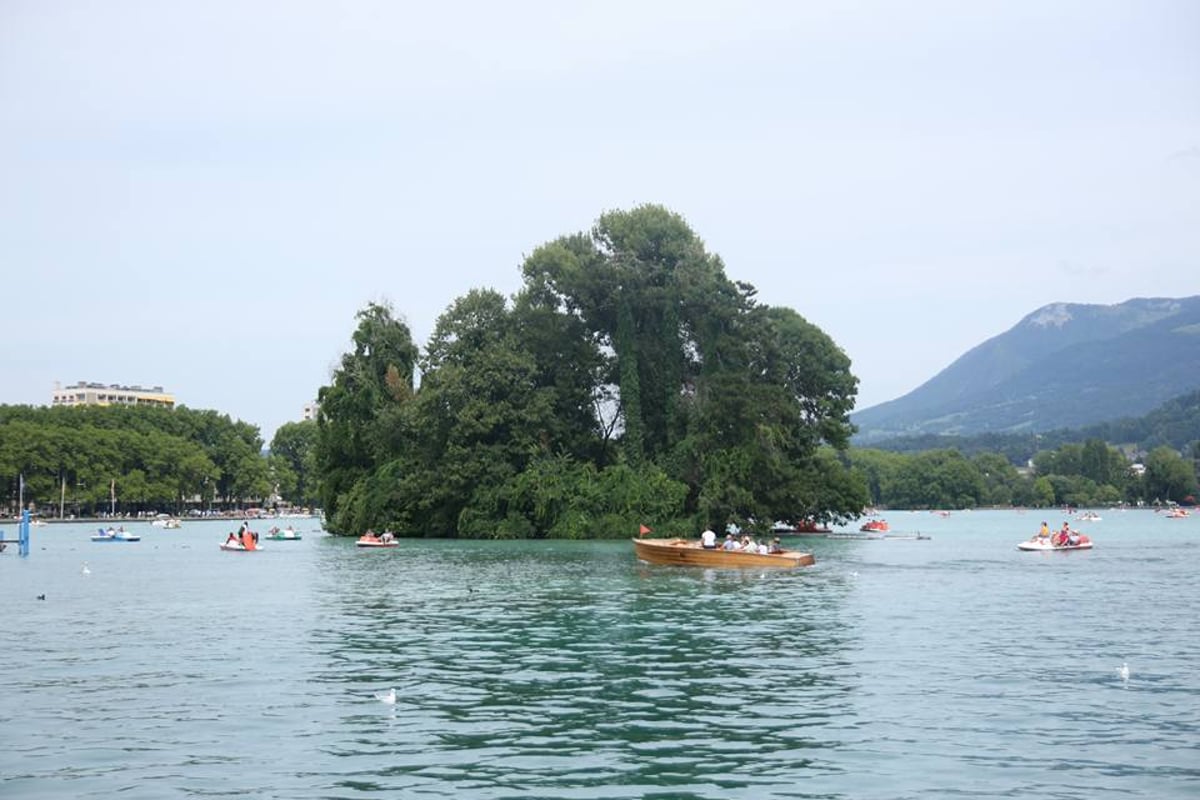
[302, 400, 319, 421]
[52, 381, 175, 409]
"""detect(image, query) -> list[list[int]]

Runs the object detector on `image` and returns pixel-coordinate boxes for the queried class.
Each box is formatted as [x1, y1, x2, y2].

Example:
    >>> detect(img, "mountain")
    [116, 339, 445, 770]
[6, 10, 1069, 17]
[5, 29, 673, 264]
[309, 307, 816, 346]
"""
[852, 296, 1200, 443]
[863, 389, 1200, 463]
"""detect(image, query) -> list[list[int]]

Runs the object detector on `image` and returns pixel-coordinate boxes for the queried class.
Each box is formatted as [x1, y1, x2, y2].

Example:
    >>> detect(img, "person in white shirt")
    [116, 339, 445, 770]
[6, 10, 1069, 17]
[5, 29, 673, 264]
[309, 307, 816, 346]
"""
[722, 534, 739, 551]
[700, 529, 718, 549]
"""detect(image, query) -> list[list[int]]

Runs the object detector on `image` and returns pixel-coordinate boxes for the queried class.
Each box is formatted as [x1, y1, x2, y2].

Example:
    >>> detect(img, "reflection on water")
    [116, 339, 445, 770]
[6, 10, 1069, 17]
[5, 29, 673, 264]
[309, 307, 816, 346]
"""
[311, 539, 855, 797]
[1, 513, 1197, 798]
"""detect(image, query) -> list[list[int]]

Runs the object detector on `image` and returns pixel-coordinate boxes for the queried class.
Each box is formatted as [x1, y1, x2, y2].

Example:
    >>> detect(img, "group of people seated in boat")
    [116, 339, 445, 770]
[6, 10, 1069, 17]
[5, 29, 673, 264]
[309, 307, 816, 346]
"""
[225, 521, 259, 548]
[1031, 521, 1083, 547]
[700, 529, 784, 554]
[358, 529, 396, 543]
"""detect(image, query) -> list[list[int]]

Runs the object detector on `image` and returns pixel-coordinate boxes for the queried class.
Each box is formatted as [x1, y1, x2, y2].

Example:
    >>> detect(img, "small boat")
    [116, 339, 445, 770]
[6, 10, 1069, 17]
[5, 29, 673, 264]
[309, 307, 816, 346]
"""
[1076, 512, 1102, 522]
[151, 515, 182, 529]
[356, 532, 398, 548]
[1017, 536, 1093, 552]
[265, 526, 302, 541]
[219, 540, 262, 551]
[860, 519, 889, 533]
[632, 537, 814, 568]
[91, 527, 141, 542]
[220, 532, 262, 551]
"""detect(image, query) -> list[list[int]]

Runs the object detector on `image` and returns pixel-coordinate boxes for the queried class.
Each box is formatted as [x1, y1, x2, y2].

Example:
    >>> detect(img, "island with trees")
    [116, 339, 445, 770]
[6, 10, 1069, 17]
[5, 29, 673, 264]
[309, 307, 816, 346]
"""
[2, 206, 1196, 529]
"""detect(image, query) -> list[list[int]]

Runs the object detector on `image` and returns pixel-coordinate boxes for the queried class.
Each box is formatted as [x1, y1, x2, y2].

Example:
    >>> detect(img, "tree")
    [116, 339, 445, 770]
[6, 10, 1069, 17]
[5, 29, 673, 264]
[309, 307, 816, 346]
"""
[315, 302, 418, 529]
[519, 206, 863, 529]
[314, 207, 866, 536]
[1141, 446, 1197, 504]
[270, 420, 318, 506]
[973, 452, 1024, 506]
[0, 404, 261, 515]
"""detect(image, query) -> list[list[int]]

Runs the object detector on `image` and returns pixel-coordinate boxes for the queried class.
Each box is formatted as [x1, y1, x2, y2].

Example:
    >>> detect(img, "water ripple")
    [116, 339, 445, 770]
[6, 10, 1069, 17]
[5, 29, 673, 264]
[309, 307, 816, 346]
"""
[1, 515, 1198, 798]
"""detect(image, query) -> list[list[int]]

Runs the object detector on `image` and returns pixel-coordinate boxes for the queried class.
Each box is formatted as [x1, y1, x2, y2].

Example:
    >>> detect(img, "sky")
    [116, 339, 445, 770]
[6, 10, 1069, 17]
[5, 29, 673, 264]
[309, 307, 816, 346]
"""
[2, 1, 1197, 442]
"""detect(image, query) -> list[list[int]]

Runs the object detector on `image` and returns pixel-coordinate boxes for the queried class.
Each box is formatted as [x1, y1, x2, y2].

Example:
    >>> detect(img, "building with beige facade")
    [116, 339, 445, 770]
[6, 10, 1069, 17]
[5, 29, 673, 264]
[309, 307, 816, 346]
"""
[52, 381, 176, 409]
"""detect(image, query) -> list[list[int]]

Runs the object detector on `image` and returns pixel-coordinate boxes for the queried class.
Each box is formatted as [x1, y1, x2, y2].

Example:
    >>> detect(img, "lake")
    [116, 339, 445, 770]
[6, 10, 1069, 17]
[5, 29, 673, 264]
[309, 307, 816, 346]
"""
[1, 510, 1197, 799]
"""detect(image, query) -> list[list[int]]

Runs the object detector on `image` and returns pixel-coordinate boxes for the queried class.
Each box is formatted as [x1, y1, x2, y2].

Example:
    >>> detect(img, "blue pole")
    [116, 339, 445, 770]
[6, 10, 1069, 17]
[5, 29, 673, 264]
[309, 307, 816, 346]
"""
[19, 509, 30, 557]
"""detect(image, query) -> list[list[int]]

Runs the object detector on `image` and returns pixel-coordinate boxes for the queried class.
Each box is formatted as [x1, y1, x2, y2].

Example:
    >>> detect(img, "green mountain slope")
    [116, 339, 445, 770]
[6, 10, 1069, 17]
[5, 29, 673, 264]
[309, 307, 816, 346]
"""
[853, 296, 1200, 442]
[865, 389, 1200, 462]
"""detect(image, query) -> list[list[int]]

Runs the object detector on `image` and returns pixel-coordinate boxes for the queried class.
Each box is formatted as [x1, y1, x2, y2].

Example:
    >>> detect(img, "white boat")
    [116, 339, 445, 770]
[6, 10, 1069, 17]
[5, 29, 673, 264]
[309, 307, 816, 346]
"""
[1017, 537, 1093, 552]
[151, 516, 182, 529]
[92, 527, 141, 542]
[265, 526, 301, 540]
[220, 539, 262, 552]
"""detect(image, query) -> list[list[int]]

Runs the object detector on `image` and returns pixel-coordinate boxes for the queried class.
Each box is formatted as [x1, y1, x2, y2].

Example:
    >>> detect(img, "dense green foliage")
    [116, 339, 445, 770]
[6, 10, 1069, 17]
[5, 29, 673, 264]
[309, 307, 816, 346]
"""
[316, 206, 869, 537]
[0, 404, 269, 515]
[269, 420, 319, 508]
[850, 438, 1197, 509]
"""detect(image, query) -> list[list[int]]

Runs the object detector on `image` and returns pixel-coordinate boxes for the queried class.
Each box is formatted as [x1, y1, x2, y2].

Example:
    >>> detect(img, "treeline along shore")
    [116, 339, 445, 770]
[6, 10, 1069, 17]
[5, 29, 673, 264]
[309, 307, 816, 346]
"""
[4, 207, 1196, 535]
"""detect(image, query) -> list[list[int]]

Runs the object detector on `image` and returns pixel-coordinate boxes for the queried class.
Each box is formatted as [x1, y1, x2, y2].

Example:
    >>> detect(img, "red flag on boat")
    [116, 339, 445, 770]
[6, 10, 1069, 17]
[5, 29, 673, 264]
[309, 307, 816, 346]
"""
[638, 524, 652, 537]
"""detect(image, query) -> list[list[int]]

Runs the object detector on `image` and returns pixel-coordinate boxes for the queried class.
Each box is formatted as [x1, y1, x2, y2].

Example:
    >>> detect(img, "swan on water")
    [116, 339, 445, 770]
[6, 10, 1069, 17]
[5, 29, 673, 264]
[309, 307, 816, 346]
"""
[374, 688, 397, 705]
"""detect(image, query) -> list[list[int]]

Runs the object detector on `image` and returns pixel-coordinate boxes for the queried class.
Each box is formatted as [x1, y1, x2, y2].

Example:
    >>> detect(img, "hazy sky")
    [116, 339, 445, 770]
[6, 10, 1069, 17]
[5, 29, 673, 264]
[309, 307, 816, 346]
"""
[2, 1, 1197, 441]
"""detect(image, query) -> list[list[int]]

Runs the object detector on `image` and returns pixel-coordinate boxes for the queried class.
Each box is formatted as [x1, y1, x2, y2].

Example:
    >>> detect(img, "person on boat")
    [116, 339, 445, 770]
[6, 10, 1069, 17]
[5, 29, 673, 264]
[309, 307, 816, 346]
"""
[768, 537, 784, 554]
[225, 532, 239, 545]
[1056, 522, 1071, 547]
[756, 540, 769, 555]
[361, 529, 379, 542]
[700, 528, 718, 549]
[381, 531, 395, 543]
[740, 534, 756, 552]
[1038, 521, 1050, 540]
[722, 533, 739, 551]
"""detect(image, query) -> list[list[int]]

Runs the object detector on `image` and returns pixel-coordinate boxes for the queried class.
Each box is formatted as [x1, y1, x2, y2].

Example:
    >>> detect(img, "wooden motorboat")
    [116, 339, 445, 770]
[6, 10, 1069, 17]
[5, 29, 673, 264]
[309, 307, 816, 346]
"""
[632, 537, 814, 568]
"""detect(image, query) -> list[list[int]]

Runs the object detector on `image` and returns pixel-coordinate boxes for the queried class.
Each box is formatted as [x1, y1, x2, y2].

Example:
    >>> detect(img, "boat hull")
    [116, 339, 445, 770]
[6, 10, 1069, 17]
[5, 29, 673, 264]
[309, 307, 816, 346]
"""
[356, 540, 397, 548]
[1017, 540, 1093, 551]
[91, 535, 141, 542]
[219, 542, 260, 551]
[632, 538, 814, 568]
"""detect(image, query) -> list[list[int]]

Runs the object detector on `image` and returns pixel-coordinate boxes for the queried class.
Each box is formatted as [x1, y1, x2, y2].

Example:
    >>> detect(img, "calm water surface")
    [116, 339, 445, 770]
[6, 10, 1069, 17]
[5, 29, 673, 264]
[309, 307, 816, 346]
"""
[1, 510, 1197, 799]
